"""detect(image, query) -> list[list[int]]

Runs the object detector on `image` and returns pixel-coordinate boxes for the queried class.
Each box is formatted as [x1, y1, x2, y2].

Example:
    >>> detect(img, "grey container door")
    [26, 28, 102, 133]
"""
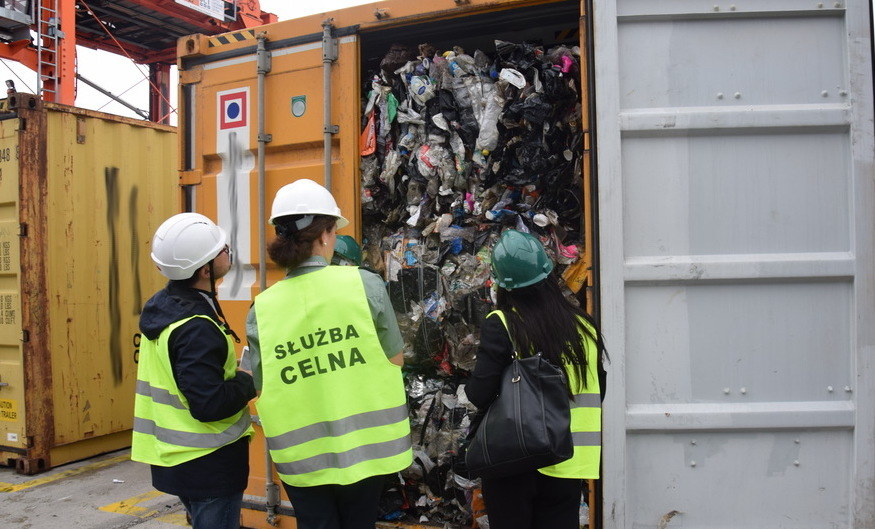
[593, 1, 875, 527]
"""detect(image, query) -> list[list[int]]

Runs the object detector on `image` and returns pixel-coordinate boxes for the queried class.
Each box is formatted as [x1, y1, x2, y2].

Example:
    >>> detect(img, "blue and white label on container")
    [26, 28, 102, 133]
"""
[215, 87, 256, 301]
[219, 89, 248, 130]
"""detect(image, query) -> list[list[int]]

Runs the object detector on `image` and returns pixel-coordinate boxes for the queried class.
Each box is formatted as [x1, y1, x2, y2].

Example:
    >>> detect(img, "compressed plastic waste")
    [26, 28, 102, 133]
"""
[364, 37, 588, 527]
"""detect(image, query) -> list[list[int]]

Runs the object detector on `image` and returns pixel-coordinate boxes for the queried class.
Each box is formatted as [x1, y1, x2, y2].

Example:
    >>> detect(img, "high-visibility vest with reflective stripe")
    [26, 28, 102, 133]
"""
[131, 315, 253, 467]
[489, 310, 602, 479]
[254, 266, 412, 487]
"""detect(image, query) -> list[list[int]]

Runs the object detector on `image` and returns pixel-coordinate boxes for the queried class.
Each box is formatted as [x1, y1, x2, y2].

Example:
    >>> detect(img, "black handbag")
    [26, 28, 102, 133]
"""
[464, 338, 573, 479]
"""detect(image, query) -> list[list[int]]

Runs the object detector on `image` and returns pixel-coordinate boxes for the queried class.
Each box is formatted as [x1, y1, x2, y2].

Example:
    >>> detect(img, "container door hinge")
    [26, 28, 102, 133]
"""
[322, 21, 338, 62]
[324, 125, 339, 134]
[18, 222, 27, 237]
[21, 329, 29, 342]
[257, 133, 272, 143]
[256, 33, 271, 75]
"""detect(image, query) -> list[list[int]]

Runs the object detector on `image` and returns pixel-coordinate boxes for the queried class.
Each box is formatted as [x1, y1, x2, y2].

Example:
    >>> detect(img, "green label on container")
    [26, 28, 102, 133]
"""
[291, 96, 306, 117]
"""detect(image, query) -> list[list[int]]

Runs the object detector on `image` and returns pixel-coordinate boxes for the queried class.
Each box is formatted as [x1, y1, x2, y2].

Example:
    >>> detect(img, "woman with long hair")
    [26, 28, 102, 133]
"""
[245, 179, 412, 529]
[465, 229, 606, 529]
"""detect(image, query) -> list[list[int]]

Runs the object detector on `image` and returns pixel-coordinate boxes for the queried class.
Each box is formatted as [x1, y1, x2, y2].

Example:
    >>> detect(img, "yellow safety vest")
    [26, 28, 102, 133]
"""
[489, 310, 602, 479]
[131, 315, 253, 467]
[254, 266, 412, 487]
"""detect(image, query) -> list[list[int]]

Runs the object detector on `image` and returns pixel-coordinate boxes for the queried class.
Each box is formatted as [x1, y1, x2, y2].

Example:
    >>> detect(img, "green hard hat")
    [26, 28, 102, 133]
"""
[491, 230, 554, 290]
[333, 235, 362, 266]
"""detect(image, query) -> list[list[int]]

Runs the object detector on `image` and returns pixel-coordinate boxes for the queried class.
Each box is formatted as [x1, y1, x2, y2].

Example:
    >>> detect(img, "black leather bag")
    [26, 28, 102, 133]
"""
[464, 352, 573, 479]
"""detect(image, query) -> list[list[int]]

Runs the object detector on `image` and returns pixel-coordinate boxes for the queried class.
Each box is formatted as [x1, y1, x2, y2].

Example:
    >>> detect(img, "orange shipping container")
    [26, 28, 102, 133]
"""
[176, 0, 595, 527]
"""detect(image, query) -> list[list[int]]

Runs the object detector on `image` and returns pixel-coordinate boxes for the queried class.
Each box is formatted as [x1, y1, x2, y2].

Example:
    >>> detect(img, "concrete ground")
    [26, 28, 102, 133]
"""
[0, 449, 187, 529]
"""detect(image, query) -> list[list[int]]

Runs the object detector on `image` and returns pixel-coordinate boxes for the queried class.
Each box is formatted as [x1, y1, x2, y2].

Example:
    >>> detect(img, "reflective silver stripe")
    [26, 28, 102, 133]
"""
[572, 431, 601, 447]
[266, 404, 409, 451]
[571, 393, 601, 408]
[273, 434, 411, 476]
[133, 412, 251, 449]
[136, 380, 187, 410]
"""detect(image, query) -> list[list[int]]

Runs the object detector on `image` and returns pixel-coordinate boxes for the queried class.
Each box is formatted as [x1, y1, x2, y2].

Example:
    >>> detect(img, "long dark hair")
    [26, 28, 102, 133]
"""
[268, 214, 336, 269]
[495, 273, 604, 392]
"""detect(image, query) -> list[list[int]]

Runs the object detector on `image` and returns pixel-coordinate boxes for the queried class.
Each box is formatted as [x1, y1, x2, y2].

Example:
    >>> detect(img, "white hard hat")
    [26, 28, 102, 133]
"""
[269, 178, 349, 228]
[150, 213, 227, 280]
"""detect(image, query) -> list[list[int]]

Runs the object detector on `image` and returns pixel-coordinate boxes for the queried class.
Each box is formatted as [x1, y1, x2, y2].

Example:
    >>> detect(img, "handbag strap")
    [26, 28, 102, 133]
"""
[488, 309, 522, 360]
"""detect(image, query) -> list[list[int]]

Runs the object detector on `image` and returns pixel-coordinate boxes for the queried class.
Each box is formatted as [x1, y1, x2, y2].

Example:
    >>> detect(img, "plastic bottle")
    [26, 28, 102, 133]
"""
[473, 83, 505, 159]
[499, 68, 526, 89]
[397, 128, 416, 156]
[379, 150, 403, 186]
[416, 144, 437, 177]
[449, 131, 465, 160]
[578, 495, 589, 528]
[473, 49, 491, 75]
[452, 52, 475, 77]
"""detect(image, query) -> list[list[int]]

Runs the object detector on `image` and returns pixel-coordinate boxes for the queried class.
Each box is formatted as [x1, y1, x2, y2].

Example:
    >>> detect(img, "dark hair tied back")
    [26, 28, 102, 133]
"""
[275, 214, 315, 238]
[268, 214, 336, 269]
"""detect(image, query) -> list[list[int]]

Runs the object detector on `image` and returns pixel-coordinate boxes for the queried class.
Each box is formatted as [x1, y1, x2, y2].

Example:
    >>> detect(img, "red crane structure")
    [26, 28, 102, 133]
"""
[0, 0, 275, 122]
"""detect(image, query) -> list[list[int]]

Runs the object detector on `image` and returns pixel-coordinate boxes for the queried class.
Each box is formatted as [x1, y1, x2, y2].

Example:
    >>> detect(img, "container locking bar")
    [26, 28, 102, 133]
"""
[322, 20, 339, 190]
[255, 31, 280, 527]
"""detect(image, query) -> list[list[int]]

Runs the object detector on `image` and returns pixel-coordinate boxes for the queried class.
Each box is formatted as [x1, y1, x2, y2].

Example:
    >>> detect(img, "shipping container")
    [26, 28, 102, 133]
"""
[176, 0, 874, 527]
[596, 3, 875, 528]
[0, 94, 178, 474]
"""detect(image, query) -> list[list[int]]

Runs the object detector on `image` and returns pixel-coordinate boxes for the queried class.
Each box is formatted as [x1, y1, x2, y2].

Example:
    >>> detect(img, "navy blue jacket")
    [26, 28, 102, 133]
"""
[139, 281, 255, 498]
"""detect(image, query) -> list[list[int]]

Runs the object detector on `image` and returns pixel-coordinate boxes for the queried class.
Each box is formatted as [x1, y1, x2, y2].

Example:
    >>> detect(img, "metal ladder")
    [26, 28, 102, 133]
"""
[35, 0, 60, 98]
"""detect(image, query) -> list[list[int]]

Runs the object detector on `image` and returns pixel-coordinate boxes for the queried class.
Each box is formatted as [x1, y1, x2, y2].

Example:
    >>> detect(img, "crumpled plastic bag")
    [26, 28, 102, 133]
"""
[380, 43, 415, 77]
[360, 111, 376, 156]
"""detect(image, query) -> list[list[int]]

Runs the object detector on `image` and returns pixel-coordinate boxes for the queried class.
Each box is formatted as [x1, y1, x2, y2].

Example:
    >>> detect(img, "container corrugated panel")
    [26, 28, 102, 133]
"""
[0, 94, 178, 474]
[177, 0, 594, 527]
[594, 0, 875, 527]
[0, 105, 25, 462]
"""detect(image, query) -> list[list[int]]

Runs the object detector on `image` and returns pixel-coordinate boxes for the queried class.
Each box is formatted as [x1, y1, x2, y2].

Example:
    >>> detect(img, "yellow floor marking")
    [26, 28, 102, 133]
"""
[99, 489, 164, 517]
[155, 512, 190, 526]
[0, 453, 130, 493]
[101, 491, 189, 525]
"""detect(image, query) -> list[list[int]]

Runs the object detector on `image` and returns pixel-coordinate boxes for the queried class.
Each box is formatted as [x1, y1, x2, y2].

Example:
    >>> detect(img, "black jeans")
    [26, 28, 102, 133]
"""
[282, 474, 386, 529]
[482, 471, 583, 529]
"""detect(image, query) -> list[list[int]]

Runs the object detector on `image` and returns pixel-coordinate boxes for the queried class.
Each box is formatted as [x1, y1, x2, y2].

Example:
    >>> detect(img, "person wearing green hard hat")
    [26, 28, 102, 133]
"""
[332, 234, 362, 267]
[465, 229, 607, 529]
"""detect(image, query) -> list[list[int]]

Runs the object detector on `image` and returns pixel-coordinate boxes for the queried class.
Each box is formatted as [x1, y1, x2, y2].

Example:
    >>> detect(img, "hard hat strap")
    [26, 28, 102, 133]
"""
[275, 214, 315, 238]
[207, 260, 241, 343]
